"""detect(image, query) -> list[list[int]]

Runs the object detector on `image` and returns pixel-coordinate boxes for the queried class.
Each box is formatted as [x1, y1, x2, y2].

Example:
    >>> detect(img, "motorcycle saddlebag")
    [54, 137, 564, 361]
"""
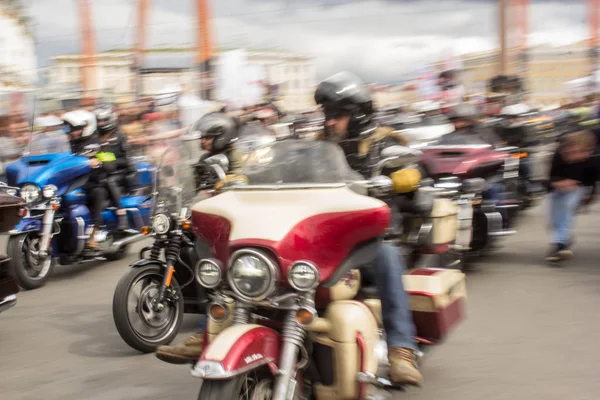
[402, 268, 466, 342]
[429, 198, 458, 245]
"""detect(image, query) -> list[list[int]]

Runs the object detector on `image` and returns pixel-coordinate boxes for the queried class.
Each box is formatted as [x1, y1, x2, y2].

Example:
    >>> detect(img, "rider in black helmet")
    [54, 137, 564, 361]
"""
[192, 112, 243, 174]
[94, 104, 130, 229]
[314, 71, 422, 387]
[445, 103, 502, 145]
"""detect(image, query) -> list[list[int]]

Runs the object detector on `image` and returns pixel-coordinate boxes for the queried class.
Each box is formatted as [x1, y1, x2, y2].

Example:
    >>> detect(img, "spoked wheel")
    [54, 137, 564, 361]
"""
[112, 265, 183, 353]
[7, 233, 55, 290]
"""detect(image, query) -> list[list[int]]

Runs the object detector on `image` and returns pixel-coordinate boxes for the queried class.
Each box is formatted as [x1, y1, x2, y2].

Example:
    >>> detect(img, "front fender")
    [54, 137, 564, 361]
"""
[9, 217, 42, 235]
[191, 325, 280, 379]
[130, 258, 167, 268]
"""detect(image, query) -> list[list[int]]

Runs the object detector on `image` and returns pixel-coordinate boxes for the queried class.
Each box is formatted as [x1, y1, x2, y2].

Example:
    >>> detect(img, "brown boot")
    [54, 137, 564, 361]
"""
[388, 347, 423, 386]
[155, 332, 204, 364]
[86, 227, 99, 249]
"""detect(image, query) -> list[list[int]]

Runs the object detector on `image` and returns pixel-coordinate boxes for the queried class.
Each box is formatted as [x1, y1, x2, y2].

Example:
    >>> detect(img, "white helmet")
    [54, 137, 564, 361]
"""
[61, 110, 97, 138]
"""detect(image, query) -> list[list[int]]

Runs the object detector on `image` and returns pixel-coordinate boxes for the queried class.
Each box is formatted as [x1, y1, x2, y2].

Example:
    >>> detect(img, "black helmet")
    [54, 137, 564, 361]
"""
[192, 112, 238, 152]
[448, 103, 478, 122]
[94, 103, 117, 134]
[314, 71, 375, 141]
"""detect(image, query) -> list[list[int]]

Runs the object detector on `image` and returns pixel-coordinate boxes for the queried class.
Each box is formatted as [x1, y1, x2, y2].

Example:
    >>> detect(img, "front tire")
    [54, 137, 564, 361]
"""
[112, 264, 184, 353]
[7, 233, 55, 290]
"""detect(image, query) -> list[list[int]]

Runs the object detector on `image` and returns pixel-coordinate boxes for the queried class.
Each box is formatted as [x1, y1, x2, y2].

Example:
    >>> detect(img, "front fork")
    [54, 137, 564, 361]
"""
[38, 205, 58, 258]
[154, 231, 182, 311]
[272, 310, 305, 400]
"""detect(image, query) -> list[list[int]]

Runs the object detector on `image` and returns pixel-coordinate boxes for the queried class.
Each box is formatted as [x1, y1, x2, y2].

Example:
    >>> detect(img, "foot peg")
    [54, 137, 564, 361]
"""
[357, 372, 395, 399]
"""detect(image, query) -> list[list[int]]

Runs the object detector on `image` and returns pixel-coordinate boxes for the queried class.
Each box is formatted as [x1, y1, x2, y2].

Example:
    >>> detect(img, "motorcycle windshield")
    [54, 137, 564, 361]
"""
[239, 139, 363, 185]
[27, 130, 71, 156]
[234, 123, 277, 155]
[152, 140, 196, 219]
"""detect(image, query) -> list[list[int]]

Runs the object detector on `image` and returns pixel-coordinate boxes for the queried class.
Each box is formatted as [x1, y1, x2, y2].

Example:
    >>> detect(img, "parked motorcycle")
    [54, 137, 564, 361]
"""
[112, 139, 215, 352]
[419, 133, 519, 255]
[4, 131, 154, 290]
[188, 139, 466, 399]
[0, 183, 24, 314]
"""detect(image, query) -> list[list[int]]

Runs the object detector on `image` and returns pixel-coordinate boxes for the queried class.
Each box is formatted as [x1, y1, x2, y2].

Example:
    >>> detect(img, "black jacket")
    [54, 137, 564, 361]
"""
[549, 149, 598, 190]
[98, 129, 131, 172]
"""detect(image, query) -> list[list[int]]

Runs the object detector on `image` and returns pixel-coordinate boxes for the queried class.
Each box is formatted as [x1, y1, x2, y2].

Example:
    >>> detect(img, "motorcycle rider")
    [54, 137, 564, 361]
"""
[94, 104, 130, 229]
[445, 103, 505, 204]
[314, 71, 422, 386]
[193, 112, 243, 174]
[61, 110, 105, 248]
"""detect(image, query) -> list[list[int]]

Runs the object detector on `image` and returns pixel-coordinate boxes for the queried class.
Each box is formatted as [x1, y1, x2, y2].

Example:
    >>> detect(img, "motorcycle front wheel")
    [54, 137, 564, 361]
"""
[7, 233, 55, 290]
[199, 372, 307, 400]
[112, 264, 184, 353]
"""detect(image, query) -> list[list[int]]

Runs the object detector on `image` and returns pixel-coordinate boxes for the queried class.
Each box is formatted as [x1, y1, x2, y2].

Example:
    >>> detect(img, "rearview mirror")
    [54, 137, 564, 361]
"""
[372, 145, 422, 177]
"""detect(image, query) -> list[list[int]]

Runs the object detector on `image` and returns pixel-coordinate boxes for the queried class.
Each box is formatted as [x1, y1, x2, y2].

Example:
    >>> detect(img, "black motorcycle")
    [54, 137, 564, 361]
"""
[112, 142, 214, 353]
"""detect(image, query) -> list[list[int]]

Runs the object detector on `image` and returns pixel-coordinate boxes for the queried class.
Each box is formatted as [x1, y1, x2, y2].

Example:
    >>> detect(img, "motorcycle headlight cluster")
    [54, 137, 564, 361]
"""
[20, 184, 41, 204]
[42, 185, 58, 199]
[152, 213, 170, 234]
[287, 261, 319, 292]
[228, 249, 279, 301]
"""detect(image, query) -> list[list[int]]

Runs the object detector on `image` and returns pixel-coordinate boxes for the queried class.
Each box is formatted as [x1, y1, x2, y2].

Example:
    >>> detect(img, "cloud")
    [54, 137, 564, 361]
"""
[28, 0, 588, 83]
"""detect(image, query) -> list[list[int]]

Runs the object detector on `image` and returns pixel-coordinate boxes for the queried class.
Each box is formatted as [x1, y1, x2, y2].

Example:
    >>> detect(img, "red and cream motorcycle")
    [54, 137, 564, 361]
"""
[188, 139, 466, 399]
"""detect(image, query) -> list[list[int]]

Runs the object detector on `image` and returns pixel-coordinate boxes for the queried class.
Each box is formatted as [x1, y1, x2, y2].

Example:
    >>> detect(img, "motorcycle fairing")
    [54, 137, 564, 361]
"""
[191, 186, 390, 283]
[420, 146, 507, 177]
[6, 153, 91, 196]
[192, 324, 280, 379]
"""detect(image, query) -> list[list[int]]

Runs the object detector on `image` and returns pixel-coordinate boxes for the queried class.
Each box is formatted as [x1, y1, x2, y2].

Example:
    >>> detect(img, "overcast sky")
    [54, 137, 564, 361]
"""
[26, 0, 588, 82]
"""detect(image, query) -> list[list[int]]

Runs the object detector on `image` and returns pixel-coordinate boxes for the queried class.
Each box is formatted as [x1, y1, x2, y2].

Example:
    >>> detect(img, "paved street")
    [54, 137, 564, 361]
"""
[2, 202, 600, 400]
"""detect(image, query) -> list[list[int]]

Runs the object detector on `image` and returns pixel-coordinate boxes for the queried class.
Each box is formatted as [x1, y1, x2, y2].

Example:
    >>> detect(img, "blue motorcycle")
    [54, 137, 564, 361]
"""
[4, 133, 155, 290]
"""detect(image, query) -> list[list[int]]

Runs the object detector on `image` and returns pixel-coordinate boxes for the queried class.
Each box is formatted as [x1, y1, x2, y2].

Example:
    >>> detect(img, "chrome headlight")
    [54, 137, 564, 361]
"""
[195, 259, 222, 289]
[42, 185, 58, 199]
[152, 213, 170, 234]
[288, 261, 319, 292]
[20, 184, 40, 204]
[228, 249, 279, 301]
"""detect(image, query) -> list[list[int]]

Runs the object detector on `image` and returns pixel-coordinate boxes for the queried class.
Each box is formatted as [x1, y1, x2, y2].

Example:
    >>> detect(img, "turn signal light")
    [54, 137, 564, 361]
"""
[208, 303, 228, 322]
[140, 226, 150, 235]
[296, 307, 316, 327]
[181, 219, 191, 230]
[51, 203, 59, 211]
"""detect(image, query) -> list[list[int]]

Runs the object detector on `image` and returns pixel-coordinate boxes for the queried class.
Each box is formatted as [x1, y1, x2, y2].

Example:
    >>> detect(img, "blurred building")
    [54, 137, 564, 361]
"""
[46, 48, 316, 111]
[0, 0, 37, 89]
[434, 42, 591, 106]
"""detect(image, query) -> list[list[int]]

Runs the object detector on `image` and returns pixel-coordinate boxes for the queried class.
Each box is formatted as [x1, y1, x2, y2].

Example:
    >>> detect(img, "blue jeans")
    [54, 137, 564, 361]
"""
[366, 243, 417, 350]
[549, 187, 584, 244]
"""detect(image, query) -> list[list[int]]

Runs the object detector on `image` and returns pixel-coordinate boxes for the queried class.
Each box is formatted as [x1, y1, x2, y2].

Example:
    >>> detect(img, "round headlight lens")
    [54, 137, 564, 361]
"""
[228, 250, 277, 301]
[42, 185, 58, 199]
[195, 259, 222, 288]
[20, 184, 40, 204]
[152, 214, 170, 234]
[288, 262, 319, 291]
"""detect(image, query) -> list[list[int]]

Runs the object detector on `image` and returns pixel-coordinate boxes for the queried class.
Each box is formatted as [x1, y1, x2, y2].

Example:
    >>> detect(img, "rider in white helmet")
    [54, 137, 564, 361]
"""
[61, 109, 104, 249]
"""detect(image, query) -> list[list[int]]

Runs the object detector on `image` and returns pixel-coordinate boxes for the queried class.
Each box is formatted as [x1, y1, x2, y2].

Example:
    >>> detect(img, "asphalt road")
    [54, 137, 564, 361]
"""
[2, 202, 600, 400]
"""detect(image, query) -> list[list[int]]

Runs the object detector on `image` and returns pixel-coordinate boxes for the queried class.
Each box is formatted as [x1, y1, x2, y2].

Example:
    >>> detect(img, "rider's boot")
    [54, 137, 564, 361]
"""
[155, 332, 204, 364]
[388, 347, 423, 386]
[86, 226, 99, 249]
